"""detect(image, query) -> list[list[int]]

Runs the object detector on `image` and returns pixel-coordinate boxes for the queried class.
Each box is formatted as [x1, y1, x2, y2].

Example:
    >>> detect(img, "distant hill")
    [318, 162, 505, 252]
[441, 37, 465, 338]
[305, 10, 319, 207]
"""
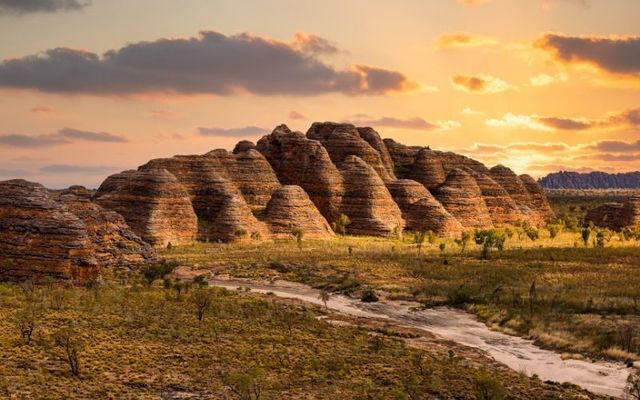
[539, 171, 640, 189]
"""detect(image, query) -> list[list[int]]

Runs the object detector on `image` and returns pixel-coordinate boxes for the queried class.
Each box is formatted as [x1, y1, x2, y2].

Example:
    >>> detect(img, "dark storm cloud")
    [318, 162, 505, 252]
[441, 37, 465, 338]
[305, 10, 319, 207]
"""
[536, 33, 640, 76]
[0, 128, 128, 148]
[198, 126, 269, 137]
[0, 31, 414, 96]
[0, 0, 91, 15]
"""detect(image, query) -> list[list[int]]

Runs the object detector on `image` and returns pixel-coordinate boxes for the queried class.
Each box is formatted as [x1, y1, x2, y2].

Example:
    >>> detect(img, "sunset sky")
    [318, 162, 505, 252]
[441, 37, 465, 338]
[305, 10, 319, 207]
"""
[0, 0, 639, 188]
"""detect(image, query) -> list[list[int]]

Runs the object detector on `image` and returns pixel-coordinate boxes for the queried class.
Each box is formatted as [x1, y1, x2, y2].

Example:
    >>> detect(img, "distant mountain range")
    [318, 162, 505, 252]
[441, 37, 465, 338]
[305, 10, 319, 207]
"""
[538, 171, 640, 189]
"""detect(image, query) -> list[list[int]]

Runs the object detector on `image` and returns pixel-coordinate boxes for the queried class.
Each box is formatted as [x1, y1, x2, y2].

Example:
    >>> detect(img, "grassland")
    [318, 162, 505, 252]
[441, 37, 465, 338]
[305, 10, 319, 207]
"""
[0, 276, 597, 399]
[163, 227, 640, 365]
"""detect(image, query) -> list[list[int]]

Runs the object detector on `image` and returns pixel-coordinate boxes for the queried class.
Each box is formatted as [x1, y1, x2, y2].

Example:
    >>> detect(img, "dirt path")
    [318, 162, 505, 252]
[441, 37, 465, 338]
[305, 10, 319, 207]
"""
[204, 276, 634, 398]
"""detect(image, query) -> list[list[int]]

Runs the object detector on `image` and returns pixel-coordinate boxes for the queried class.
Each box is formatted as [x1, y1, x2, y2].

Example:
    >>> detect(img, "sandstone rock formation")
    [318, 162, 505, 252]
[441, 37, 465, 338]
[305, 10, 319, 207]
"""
[520, 174, 556, 223]
[406, 148, 447, 190]
[339, 156, 404, 236]
[58, 186, 155, 268]
[489, 165, 542, 224]
[434, 169, 493, 229]
[257, 125, 344, 222]
[387, 180, 463, 237]
[383, 138, 421, 178]
[356, 127, 396, 180]
[586, 195, 640, 230]
[95, 169, 198, 246]
[139, 152, 271, 240]
[265, 185, 334, 239]
[0, 179, 99, 282]
[307, 122, 394, 181]
[465, 169, 524, 226]
[205, 148, 281, 209]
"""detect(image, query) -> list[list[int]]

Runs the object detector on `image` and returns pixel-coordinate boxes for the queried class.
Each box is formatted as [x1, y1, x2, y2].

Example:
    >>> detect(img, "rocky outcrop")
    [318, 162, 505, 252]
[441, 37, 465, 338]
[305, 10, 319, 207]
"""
[387, 180, 463, 237]
[233, 140, 257, 154]
[0, 180, 99, 282]
[587, 195, 640, 230]
[435, 151, 490, 175]
[205, 148, 281, 209]
[434, 169, 493, 229]
[466, 170, 524, 225]
[585, 203, 626, 230]
[621, 195, 640, 227]
[339, 156, 404, 236]
[520, 174, 555, 223]
[58, 186, 155, 269]
[265, 185, 334, 239]
[406, 148, 447, 190]
[539, 171, 640, 189]
[356, 127, 396, 180]
[257, 125, 344, 222]
[95, 169, 198, 246]
[383, 138, 421, 178]
[307, 122, 394, 181]
[489, 165, 540, 223]
[139, 152, 271, 240]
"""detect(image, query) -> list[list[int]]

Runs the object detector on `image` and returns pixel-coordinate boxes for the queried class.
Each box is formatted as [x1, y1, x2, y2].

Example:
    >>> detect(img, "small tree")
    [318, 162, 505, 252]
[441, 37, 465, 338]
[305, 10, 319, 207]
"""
[54, 327, 82, 377]
[331, 214, 351, 236]
[454, 231, 472, 253]
[234, 228, 248, 240]
[15, 305, 40, 345]
[547, 224, 563, 240]
[291, 227, 304, 249]
[318, 289, 330, 310]
[581, 227, 591, 247]
[414, 231, 427, 256]
[191, 288, 214, 322]
[439, 243, 446, 253]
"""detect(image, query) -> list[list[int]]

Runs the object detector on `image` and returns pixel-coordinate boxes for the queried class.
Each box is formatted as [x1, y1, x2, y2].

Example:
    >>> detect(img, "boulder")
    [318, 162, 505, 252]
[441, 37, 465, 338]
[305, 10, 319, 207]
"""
[621, 195, 640, 227]
[0, 179, 99, 282]
[339, 156, 404, 236]
[307, 122, 394, 181]
[387, 180, 463, 237]
[434, 169, 493, 229]
[95, 169, 198, 246]
[257, 124, 344, 222]
[265, 185, 334, 239]
[58, 186, 155, 268]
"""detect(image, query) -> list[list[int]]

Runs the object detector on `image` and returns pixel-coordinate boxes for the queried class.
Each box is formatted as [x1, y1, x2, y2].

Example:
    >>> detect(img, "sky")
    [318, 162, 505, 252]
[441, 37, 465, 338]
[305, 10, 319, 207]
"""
[0, 0, 638, 188]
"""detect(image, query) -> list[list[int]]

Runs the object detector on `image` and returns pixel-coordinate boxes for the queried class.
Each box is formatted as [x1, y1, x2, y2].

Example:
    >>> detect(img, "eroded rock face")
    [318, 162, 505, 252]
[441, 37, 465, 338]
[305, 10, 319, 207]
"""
[265, 185, 334, 239]
[205, 148, 281, 209]
[383, 138, 421, 178]
[387, 180, 463, 237]
[406, 148, 447, 190]
[58, 186, 155, 269]
[585, 203, 626, 230]
[339, 156, 404, 236]
[434, 169, 493, 229]
[465, 170, 524, 226]
[95, 169, 198, 247]
[520, 174, 556, 223]
[587, 196, 640, 230]
[0, 180, 99, 282]
[307, 122, 394, 181]
[139, 153, 270, 240]
[356, 127, 396, 180]
[257, 125, 344, 222]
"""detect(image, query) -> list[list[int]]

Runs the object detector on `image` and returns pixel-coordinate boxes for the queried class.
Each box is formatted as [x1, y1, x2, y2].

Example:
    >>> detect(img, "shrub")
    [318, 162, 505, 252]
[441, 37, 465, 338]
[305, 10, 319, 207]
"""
[53, 327, 83, 376]
[626, 370, 640, 400]
[191, 288, 214, 322]
[143, 260, 179, 285]
[291, 227, 304, 248]
[473, 373, 505, 400]
[331, 214, 351, 236]
[360, 288, 379, 303]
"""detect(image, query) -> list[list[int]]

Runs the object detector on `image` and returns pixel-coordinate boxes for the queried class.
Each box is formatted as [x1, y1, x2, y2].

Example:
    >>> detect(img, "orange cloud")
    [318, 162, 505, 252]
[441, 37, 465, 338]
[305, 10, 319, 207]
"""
[451, 74, 512, 94]
[436, 33, 496, 49]
[486, 108, 640, 131]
